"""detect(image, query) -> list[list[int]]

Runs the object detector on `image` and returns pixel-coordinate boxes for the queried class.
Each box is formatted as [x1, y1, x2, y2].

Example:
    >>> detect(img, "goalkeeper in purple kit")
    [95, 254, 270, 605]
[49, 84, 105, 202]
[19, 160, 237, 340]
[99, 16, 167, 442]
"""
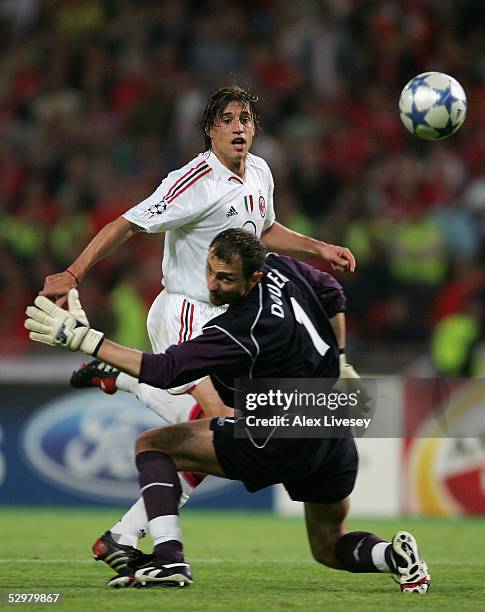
[27, 229, 430, 594]
[38, 85, 364, 569]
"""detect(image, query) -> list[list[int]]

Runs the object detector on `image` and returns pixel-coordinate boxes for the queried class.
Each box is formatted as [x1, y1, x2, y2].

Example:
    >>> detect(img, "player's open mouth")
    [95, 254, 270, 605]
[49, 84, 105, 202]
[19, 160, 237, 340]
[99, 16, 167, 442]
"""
[231, 138, 246, 148]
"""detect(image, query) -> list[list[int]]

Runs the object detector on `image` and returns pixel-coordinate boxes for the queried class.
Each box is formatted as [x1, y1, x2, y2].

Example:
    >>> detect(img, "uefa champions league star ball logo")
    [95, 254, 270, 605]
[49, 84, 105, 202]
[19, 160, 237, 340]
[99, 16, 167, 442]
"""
[259, 196, 266, 218]
[143, 201, 168, 218]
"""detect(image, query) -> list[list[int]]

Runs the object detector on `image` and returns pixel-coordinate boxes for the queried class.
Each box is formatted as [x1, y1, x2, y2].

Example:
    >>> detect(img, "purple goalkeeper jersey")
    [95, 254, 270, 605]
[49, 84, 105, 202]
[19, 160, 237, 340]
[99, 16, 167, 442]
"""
[139, 254, 341, 405]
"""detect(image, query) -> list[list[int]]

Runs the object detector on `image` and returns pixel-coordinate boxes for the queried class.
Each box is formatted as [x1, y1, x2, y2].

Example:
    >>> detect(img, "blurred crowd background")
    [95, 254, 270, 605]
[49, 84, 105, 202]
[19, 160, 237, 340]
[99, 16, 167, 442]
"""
[1, 0, 484, 374]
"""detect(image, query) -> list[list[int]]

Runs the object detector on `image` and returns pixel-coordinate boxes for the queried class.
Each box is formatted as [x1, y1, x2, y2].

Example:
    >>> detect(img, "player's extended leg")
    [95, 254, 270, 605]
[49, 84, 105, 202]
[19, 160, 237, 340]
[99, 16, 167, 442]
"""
[304, 500, 430, 593]
[129, 420, 225, 588]
[303, 498, 349, 569]
[94, 382, 232, 585]
[90, 392, 205, 582]
[136, 418, 224, 475]
[305, 498, 398, 572]
[94, 409, 202, 588]
[73, 293, 229, 584]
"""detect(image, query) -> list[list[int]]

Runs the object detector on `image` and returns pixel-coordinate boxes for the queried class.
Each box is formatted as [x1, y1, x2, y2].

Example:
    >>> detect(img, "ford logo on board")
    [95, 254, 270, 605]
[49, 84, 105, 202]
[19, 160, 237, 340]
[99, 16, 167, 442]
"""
[22, 390, 163, 503]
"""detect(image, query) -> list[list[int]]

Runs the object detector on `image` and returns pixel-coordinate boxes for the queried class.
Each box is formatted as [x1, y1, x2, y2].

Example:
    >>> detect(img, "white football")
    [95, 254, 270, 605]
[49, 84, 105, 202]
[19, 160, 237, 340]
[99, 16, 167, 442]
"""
[399, 72, 467, 140]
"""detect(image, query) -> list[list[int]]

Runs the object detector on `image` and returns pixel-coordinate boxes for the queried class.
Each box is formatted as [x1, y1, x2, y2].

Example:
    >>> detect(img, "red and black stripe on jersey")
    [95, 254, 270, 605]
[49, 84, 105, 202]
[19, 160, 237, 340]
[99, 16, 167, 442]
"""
[143, 161, 211, 218]
[164, 161, 211, 204]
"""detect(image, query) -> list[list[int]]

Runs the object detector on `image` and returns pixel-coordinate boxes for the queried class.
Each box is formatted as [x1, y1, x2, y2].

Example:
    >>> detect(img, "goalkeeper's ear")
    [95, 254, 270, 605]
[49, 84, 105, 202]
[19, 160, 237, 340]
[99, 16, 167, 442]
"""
[67, 288, 89, 325]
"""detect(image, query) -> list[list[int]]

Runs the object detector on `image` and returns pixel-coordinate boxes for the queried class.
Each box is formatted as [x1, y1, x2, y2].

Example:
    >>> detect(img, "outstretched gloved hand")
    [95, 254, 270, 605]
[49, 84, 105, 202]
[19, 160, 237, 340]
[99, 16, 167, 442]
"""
[25, 288, 104, 355]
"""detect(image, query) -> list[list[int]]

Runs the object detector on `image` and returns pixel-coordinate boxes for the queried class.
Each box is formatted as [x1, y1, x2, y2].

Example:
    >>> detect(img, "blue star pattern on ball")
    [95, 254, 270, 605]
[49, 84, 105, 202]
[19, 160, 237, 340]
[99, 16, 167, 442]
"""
[399, 72, 467, 141]
[407, 73, 433, 94]
[408, 105, 431, 131]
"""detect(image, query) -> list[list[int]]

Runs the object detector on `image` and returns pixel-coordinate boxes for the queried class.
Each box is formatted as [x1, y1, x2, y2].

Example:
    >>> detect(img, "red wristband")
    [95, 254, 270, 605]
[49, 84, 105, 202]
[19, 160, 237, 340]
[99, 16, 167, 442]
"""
[66, 269, 79, 284]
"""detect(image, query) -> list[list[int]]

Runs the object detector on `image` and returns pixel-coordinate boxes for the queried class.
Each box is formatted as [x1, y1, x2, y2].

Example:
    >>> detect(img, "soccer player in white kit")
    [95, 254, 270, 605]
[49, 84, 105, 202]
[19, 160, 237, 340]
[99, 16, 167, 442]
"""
[40, 86, 357, 582]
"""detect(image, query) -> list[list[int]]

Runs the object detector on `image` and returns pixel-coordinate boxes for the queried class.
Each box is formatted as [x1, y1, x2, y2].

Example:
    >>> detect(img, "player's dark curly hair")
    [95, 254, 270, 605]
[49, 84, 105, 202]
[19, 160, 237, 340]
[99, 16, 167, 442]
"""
[200, 85, 261, 150]
[210, 229, 267, 279]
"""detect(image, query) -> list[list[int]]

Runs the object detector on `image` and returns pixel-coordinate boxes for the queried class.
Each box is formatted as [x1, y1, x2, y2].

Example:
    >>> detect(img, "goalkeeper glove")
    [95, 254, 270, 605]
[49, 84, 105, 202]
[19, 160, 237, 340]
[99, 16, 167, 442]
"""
[25, 288, 104, 355]
[334, 353, 371, 404]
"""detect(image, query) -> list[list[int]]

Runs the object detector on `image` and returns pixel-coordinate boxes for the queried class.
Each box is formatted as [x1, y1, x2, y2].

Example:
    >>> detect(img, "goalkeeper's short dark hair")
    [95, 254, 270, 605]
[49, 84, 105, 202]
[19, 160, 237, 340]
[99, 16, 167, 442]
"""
[210, 229, 266, 279]
[200, 85, 260, 150]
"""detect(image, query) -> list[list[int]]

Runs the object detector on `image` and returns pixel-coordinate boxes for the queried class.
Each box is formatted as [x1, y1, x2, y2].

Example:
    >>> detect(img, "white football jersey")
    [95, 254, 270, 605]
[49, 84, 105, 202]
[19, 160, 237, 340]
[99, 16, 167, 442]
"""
[123, 150, 275, 302]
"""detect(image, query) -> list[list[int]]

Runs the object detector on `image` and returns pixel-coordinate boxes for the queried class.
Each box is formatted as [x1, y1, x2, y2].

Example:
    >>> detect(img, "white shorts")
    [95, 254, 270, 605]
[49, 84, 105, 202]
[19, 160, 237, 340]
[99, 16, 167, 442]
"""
[146, 289, 227, 394]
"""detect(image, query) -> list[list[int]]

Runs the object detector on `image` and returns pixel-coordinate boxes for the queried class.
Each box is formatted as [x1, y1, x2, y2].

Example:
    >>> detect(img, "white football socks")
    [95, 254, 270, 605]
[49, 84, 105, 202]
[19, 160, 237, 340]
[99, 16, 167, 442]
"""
[115, 375, 194, 424]
[148, 515, 183, 547]
[111, 497, 148, 547]
[111, 374, 197, 547]
[110, 479, 192, 547]
[371, 542, 392, 572]
[115, 372, 139, 394]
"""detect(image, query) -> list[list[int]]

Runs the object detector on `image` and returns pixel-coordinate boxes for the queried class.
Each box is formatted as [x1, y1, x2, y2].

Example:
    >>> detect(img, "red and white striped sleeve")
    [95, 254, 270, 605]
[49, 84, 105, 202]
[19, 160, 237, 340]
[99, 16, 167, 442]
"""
[123, 158, 213, 233]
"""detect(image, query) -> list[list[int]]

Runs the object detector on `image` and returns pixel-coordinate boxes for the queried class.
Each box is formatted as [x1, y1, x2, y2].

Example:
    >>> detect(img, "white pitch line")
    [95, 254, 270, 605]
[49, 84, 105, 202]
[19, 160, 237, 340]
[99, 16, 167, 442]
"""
[0, 559, 95, 564]
[0, 559, 286, 564]
[0, 559, 483, 566]
[0, 558, 310, 565]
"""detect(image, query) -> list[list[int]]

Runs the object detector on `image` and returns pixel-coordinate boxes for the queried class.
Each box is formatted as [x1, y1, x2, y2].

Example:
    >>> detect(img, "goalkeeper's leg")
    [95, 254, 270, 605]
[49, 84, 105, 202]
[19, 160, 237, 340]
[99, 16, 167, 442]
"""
[305, 500, 430, 593]
[89, 290, 232, 583]
[93, 399, 205, 587]
[93, 381, 232, 585]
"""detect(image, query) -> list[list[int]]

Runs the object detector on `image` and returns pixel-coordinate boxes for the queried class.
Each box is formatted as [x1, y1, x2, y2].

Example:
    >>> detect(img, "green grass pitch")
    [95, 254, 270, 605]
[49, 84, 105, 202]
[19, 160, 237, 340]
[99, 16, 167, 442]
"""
[1, 508, 484, 611]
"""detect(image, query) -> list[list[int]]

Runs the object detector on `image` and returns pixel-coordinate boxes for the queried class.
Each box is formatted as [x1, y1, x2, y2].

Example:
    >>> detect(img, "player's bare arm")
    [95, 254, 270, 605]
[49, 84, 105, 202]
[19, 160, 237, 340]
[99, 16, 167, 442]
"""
[25, 288, 246, 393]
[261, 221, 356, 273]
[96, 338, 226, 392]
[191, 377, 233, 418]
[96, 339, 143, 378]
[40, 216, 141, 306]
[25, 290, 233, 419]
